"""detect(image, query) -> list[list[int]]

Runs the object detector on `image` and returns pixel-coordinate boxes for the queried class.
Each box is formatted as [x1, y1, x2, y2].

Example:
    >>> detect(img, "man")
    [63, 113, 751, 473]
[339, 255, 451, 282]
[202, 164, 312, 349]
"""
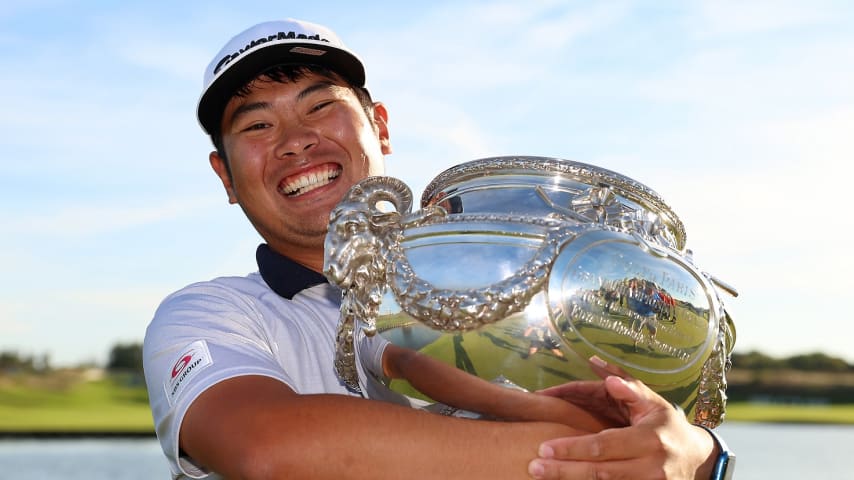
[144, 18, 728, 479]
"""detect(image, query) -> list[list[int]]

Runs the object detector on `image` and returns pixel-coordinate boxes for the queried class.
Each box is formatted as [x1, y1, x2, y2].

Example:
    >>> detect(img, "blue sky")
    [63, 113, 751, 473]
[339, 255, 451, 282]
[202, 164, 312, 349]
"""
[1, 0, 852, 366]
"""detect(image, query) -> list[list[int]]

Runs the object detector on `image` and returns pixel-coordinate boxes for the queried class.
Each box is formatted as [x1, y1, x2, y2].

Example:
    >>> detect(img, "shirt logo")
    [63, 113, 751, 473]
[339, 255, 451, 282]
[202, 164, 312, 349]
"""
[164, 340, 212, 405]
[171, 355, 192, 379]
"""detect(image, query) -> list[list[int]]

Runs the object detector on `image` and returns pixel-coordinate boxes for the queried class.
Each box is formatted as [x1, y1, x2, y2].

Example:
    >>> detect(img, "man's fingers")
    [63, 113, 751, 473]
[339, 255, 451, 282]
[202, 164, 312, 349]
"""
[536, 380, 604, 400]
[536, 380, 631, 427]
[603, 376, 643, 406]
[537, 357, 635, 399]
[538, 426, 659, 462]
[603, 375, 674, 423]
[528, 457, 662, 480]
[530, 428, 670, 479]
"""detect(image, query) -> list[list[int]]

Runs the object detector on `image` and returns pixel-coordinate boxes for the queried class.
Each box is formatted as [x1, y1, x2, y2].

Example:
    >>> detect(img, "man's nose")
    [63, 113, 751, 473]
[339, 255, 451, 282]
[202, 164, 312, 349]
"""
[275, 126, 319, 158]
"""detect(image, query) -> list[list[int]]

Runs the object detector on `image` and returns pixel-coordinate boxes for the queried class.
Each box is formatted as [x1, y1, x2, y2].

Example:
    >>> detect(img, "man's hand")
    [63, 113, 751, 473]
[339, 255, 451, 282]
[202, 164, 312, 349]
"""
[527, 358, 718, 480]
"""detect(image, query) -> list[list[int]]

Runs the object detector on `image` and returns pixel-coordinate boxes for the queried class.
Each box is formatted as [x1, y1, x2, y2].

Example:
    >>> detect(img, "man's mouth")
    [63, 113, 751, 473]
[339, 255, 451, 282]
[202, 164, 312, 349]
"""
[279, 165, 342, 197]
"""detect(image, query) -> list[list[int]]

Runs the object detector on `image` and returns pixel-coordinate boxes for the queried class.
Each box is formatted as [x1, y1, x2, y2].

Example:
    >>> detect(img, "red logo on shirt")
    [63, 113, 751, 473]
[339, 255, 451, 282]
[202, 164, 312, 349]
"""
[171, 354, 192, 379]
[165, 340, 212, 404]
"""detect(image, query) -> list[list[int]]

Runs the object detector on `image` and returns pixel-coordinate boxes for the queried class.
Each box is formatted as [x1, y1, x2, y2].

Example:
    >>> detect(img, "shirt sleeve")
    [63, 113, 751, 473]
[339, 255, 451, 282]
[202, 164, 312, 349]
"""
[143, 283, 291, 479]
[353, 319, 417, 408]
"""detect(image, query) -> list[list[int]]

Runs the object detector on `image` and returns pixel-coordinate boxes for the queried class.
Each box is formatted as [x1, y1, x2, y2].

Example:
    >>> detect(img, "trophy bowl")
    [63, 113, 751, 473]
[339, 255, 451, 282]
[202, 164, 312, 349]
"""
[324, 156, 736, 427]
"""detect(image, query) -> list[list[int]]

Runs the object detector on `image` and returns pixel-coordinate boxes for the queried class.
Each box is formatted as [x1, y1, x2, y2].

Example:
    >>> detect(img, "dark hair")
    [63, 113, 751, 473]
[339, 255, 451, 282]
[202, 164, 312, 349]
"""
[211, 64, 375, 176]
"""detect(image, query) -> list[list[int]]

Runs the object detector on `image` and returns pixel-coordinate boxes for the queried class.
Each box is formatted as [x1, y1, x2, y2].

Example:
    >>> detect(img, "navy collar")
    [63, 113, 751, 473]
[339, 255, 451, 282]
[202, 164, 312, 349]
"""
[256, 244, 328, 299]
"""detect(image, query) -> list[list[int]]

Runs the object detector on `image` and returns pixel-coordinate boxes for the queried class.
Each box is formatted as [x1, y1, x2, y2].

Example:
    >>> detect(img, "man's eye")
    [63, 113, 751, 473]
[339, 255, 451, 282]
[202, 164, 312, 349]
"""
[242, 122, 270, 132]
[310, 101, 333, 113]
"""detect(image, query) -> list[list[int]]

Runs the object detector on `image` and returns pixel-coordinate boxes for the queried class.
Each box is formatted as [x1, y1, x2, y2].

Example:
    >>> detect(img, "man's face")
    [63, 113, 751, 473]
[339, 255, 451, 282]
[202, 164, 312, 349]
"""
[209, 72, 390, 269]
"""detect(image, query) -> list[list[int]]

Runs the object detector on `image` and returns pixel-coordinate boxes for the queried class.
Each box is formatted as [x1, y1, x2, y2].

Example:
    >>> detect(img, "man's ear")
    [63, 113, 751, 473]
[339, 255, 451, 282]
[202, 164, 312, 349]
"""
[372, 102, 392, 155]
[209, 151, 238, 204]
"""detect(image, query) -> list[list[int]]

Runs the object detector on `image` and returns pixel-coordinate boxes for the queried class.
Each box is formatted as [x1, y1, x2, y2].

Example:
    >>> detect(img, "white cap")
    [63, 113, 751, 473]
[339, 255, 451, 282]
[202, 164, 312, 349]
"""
[197, 18, 365, 135]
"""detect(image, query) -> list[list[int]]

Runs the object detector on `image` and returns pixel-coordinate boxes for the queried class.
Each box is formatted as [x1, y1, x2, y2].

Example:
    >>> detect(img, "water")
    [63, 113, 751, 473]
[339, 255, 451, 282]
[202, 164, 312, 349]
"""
[0, 423, 851, 479]
[716, 422, 854, 480]
[0, 437, 170, 479]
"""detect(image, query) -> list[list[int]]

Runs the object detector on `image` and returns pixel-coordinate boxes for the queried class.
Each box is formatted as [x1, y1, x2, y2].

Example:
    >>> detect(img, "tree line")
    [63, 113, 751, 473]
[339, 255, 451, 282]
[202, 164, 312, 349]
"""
[731, 350, 853, 372]
[1, 345, 852, 375]
[0, 343, 144, 375]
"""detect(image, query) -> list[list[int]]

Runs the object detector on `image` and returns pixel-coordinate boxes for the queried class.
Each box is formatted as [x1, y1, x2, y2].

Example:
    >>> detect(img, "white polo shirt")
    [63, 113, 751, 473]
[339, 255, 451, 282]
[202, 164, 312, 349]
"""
[143, 244, 389, 479]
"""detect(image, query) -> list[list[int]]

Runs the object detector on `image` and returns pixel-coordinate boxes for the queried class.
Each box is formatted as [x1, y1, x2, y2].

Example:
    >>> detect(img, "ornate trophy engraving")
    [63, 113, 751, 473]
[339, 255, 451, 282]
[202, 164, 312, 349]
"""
[324, 156, 737, 428]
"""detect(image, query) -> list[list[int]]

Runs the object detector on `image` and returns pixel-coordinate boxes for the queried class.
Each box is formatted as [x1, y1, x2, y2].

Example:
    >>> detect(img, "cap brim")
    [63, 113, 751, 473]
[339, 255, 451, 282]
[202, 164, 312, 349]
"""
[197, 42, 365, 135]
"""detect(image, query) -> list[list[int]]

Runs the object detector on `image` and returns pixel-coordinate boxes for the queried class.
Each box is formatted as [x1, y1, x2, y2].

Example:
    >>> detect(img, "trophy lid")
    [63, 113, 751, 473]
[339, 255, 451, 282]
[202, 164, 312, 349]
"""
[421, 156, 687, 251]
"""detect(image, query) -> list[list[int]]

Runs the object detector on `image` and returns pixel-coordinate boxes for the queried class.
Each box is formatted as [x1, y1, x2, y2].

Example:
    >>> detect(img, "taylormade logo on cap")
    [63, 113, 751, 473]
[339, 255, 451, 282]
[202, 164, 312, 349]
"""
[197, 18, 366, 135]
[213, 30, 333, 76]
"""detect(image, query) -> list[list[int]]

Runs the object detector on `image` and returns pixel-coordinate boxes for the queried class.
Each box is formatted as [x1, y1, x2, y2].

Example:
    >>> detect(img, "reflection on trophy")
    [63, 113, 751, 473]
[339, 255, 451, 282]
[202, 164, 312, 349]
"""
[323, 156, 737, 428]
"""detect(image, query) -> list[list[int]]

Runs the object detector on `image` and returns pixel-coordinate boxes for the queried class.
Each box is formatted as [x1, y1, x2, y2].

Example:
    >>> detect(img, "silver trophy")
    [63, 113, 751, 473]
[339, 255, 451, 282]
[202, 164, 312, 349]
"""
[324, 156, 737, 427]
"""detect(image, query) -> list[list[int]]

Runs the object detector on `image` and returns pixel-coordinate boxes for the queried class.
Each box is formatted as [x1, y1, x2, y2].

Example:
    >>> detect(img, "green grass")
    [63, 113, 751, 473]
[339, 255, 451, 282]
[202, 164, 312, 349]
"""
[3, 371, 854, 433]
[0, 372, 153, 433]
[723, 402, 854, 425]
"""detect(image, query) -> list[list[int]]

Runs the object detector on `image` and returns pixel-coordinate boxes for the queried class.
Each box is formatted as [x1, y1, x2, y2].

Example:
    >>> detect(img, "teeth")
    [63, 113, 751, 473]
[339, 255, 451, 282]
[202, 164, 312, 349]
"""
[280, 166, 341, 196]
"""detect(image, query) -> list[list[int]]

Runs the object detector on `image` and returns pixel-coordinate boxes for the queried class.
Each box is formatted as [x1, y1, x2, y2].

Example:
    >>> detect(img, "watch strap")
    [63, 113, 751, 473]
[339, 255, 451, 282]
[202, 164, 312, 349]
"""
[699, 425, 736, 480]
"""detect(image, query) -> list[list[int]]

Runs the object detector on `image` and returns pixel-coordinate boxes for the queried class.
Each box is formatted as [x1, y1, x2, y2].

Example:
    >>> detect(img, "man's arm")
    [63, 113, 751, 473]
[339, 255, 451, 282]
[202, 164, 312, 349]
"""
[181, 374, 581, 480]
[382, 344, 610, 432]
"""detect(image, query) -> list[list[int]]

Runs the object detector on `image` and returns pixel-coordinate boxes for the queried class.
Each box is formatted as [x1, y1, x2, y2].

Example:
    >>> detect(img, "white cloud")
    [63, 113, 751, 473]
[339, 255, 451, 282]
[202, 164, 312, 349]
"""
[4, 195, 221, 237]
[650, 104, 854, 255]
[0, 305, 30, 335]
[116, 40, 210, 81]
[360, 0, 630, 93]
[53, 286, 170, 312]
[0, 0, 62, 18]
[97, 18, 211, 81]
[696, 0, 840, 36]
[755, 106, 854, 168]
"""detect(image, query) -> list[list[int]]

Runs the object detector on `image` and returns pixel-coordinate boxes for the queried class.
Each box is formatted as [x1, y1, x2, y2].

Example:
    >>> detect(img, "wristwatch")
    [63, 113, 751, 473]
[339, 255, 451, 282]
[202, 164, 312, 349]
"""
[700, 425, 736, 480]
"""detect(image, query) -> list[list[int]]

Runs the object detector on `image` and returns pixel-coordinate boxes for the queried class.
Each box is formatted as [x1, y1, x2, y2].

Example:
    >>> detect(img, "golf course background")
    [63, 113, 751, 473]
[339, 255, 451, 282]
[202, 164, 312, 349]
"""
[1, 347, 853, 434]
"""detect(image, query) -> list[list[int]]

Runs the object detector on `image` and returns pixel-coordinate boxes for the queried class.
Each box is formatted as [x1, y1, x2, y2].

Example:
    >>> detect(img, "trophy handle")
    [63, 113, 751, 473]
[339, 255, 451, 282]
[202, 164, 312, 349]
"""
[324, 176, 414, 390]
[692, 308, 736, 428]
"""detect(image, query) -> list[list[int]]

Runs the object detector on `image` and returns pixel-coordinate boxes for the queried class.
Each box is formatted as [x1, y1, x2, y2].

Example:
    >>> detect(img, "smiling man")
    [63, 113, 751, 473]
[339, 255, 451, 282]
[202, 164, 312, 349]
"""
[142, 18, 725, 480]
[209, 73, 388, 271]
